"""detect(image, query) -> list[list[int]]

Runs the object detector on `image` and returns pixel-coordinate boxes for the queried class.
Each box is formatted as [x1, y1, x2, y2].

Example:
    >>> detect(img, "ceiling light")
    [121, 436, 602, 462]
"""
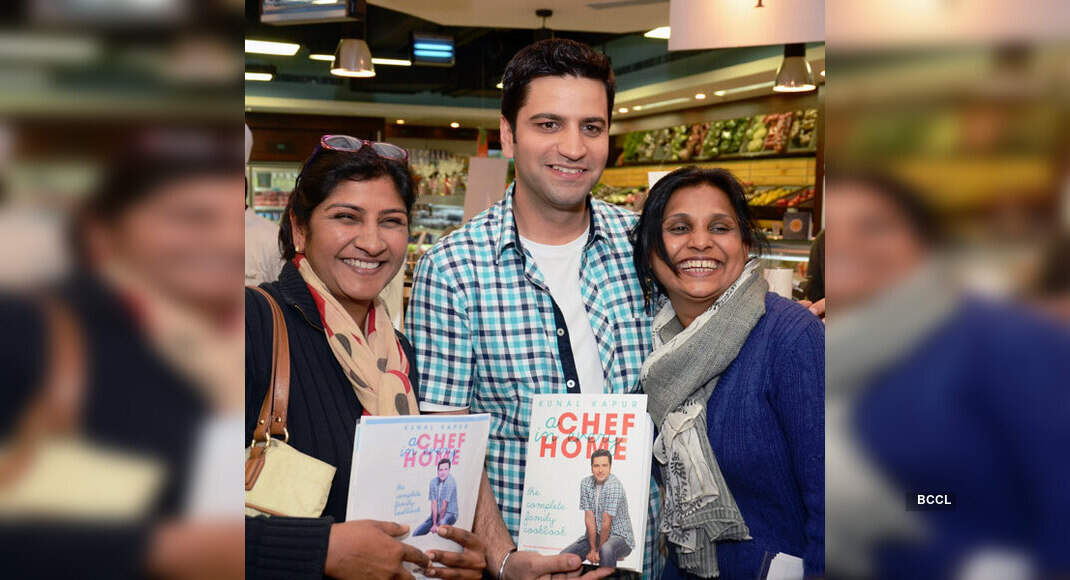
[245, 39, 300, 56]
[714, 90, 727, 97]
[644, 26, 670, 39]
[372, 57, 411, 67]
[618, 107, 628, 113]
[450, 122, 460, 128]
[245, 64, 276, 82]
[396, 119, 405, 125]
[773, 43, 816, 93]
[634, 96, 691, 110]
[694, 93, 706, 100]
[0, 32, 102, 64]
[632, 105, 643, 111]
[312, 0, 336, 4]
[309, 53, 334, 61]
[331, 38, 375, 78]
[820, 69, 826, 77]
[496, 81, 503, 89]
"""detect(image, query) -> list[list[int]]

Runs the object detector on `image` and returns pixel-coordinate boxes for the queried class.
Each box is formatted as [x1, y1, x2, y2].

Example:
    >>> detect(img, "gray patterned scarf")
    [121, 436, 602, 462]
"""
[641, 259, 767, 578]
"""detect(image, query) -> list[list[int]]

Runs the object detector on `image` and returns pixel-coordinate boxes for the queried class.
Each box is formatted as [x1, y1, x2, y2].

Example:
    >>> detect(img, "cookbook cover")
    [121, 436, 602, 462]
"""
[347, 414, 491, 558]
[518, 394, 653, 572]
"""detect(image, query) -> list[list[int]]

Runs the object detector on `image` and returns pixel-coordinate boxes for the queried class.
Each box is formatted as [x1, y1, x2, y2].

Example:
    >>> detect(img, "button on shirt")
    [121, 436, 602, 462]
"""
[429, 474, 459, 519]
[580, 473, 634, 550]
[518, 229, 604, 395]
[406, 183, 660, 577]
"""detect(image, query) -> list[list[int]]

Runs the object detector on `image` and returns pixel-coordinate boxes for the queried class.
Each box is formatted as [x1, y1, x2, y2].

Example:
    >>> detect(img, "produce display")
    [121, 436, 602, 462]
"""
[591, 183, 643, 208]
[789, 109, 819, 151]
[678, 123, 706, 161]
[716, 117, 749, 157]
[747, 185, 814, 207]
[742, 113, 793, 154]
[616, 131, 645, 165]
[615, 109, 818, 164]
[696, 120, 723, 159]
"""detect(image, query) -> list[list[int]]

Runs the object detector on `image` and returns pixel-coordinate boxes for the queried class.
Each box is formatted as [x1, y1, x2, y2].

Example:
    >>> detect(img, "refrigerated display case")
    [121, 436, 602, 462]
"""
[247, 162, 300, 224]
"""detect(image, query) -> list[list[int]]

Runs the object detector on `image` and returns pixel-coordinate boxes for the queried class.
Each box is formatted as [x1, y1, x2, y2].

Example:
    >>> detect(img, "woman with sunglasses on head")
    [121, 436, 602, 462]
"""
[245, 136, 485, 580]
[631, 167, 824, 579]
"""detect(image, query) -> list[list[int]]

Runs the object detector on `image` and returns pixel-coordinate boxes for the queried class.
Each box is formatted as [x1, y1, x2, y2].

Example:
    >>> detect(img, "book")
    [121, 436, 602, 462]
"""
[518, 394, 654, 572]
[346, 414, 491, 560]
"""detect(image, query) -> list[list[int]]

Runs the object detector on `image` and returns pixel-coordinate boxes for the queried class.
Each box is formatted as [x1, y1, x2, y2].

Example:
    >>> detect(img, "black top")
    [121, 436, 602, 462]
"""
[244, 261, 420, 579]
[0, 273, 209, 578]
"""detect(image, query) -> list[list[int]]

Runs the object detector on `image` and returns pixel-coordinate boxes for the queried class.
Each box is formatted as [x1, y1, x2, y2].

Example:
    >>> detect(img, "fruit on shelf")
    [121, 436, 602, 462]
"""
[762, 112, 793, 153]
[789, 108, 819, 150]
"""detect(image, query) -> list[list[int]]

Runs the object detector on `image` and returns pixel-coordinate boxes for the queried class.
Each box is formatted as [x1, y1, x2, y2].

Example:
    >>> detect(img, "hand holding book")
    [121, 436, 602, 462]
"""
[325, 520, 430, 579]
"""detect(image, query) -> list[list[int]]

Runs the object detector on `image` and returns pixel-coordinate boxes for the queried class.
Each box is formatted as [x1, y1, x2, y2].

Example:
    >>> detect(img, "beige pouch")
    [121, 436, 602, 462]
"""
[0, 436, 163, 520]
[244, 287, 335, 518]
[244, 438, 335, 518]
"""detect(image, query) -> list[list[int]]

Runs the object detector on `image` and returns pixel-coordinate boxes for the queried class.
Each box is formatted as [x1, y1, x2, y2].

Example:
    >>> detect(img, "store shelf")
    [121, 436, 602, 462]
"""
[750, 204, 815, 220]
[763, 239, 813, 263]
[616, 150, 816, 166]
[416, 194, 466, 206]
[600, 156, 817, 189]
[253, 205, 287, 211]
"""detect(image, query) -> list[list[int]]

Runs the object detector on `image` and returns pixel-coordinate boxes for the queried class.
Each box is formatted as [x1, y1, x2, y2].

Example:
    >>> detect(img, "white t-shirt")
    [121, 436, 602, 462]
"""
[518, 228, 605, 395]
[417, 226, 607, 412]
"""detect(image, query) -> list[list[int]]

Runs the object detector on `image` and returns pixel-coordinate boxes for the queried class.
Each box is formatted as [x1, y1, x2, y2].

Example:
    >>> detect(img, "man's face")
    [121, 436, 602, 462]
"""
[438, 462, 450, 481]
[500, 75, 609, 213]
[591, 456, 611, 483]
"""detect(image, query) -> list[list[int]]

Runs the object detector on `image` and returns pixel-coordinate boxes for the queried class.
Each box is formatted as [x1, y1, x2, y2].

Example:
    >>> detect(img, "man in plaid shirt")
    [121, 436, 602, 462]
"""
[561, 449, 635, 569]
[407, 38, 660, 580]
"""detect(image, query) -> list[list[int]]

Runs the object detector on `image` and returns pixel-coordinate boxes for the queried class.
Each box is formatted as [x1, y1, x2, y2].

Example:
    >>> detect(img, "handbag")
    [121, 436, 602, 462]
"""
[244, 287, 336, 518]
[0, 298, 163, 519]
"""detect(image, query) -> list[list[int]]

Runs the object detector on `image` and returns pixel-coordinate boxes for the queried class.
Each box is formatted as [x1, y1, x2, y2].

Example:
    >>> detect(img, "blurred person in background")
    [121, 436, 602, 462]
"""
[0, 128, 245, 578]
[632, 167, 825, 579]
[244, 123, 284, 286]
[244, 138, 485, 579]
[0, 123, 72, 288]
[804, 230, 825, 303]
[824, 172, 1070, 580]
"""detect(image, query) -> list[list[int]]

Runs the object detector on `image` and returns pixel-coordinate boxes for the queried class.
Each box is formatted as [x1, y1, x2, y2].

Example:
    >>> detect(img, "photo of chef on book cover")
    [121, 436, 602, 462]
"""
[346, 414, 491, 559]
[519, 394, 653, 573]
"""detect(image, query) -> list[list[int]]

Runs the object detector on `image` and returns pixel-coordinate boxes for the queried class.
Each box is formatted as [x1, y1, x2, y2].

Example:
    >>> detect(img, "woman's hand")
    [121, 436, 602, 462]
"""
[500, 551, 615, 580]
[147, 519, 244, 580]
[798, 298, 826, 322]
[325, 520, 430, 580]
[424, 525, 486, 579]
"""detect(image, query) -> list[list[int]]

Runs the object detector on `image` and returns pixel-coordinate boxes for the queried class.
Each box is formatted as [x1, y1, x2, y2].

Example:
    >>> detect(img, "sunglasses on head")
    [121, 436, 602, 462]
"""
[317, 134, 409, 163]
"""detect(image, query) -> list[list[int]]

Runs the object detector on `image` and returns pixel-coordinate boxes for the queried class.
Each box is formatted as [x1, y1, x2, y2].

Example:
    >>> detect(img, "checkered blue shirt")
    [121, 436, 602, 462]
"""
[580, 473, 634, 550]
[406, 183, 661, 578]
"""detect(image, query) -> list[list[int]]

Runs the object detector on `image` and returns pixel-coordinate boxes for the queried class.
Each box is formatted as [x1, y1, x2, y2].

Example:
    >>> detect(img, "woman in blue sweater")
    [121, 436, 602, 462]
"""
[631, 167, 825, 579]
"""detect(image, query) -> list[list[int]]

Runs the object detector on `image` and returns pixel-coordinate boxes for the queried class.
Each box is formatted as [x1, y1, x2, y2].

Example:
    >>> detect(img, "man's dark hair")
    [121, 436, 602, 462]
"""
[631, 166, 767, 306]
[500, 38, 615, 137]
[590, 448, 613, 466]
[437, 458, 451, 469]
[279, 146, 415, 261]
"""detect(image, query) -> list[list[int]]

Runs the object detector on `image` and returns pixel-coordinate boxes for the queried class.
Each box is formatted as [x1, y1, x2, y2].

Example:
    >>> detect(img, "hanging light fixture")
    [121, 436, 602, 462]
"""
[331, 38, 374, 77]
[773, 43, 815, 93]
[331, 17, 374, 78]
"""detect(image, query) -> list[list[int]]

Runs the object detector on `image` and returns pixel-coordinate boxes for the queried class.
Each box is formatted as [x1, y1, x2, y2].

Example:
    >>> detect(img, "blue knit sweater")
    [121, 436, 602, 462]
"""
[661, 293, 825, 579]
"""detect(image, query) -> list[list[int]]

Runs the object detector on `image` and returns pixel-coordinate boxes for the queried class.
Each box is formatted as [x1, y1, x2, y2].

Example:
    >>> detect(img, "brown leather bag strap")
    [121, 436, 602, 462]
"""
[249, 286, 290, 443]
[0, 297, 86, 486]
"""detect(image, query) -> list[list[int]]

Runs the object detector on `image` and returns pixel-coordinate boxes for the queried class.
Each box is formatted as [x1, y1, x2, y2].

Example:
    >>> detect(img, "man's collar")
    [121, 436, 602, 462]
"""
[493, 181, 608, 264]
